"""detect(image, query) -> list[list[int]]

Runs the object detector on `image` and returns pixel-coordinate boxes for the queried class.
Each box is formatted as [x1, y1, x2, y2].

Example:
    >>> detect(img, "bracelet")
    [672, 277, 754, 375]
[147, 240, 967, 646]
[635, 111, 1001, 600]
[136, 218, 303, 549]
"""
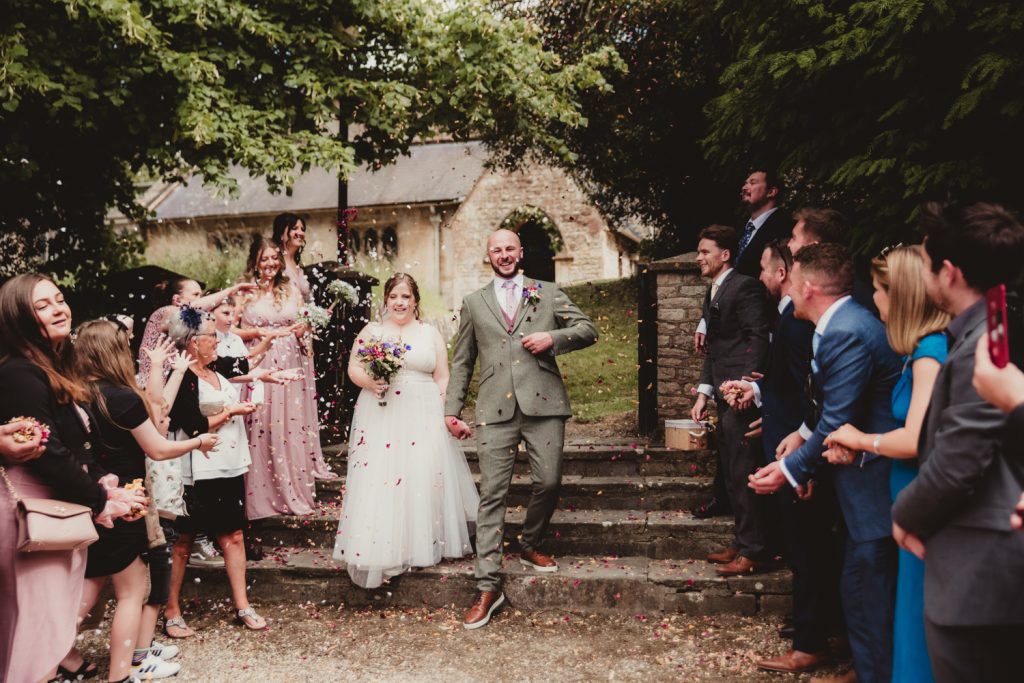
[872, 434, 882, 455]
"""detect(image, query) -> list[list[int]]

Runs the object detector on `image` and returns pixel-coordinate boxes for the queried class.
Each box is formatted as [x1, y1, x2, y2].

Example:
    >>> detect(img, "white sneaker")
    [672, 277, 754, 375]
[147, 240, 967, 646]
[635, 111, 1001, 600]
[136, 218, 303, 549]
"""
[188, 535, 224, 567]
[133, 654, 181, 679]
[148, 640, 180, 660]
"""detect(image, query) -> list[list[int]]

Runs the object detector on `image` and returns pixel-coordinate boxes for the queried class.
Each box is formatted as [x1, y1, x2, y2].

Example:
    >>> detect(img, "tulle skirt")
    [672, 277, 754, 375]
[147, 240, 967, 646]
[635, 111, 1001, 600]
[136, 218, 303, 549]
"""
[333, 372, 478, 588]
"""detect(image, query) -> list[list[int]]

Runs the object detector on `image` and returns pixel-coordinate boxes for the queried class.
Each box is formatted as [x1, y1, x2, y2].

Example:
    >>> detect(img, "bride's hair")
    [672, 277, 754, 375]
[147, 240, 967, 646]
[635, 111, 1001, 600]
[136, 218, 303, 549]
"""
[381, 273, 421, 320]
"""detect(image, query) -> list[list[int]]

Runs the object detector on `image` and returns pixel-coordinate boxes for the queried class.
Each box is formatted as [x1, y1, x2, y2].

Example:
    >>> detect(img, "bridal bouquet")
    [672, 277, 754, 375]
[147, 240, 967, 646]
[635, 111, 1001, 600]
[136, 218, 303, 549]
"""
[356, 336, 410, 406]
[326, 279, 359, 308]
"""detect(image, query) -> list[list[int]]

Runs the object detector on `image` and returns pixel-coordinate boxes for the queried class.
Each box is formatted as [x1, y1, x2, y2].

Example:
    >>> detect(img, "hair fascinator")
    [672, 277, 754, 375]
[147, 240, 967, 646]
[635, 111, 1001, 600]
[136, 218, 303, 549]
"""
[179, 306, 203, 331]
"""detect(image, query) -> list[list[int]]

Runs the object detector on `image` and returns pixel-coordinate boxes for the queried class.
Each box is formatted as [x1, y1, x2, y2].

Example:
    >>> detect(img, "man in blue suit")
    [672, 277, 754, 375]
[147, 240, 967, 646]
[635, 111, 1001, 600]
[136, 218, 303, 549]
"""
[724, 239, 843, 673]
[748, 242, 902, 683]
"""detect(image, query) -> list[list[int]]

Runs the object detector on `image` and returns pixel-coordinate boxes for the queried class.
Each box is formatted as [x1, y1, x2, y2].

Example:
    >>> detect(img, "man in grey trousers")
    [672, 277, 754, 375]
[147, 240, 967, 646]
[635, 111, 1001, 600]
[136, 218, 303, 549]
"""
[445, 228, 597, 630]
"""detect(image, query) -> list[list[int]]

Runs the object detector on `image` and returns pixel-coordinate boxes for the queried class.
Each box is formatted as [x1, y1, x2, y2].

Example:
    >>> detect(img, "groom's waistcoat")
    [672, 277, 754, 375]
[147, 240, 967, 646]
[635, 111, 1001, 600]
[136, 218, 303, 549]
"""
[445, 278, 598, 425]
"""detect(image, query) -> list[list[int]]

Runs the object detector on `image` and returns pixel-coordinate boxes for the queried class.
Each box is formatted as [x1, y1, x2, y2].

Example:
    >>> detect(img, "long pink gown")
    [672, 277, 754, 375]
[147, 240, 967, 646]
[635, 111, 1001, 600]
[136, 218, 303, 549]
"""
[0, 466, 87, 683]
[242, 282, 333, 519]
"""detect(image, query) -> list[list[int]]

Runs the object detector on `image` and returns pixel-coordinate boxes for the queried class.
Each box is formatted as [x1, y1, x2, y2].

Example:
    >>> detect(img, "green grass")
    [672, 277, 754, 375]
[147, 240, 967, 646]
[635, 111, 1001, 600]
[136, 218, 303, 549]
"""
[557, 278, 639, 422]
[456, 277, 639, 423]
[145, 242, 249, 290]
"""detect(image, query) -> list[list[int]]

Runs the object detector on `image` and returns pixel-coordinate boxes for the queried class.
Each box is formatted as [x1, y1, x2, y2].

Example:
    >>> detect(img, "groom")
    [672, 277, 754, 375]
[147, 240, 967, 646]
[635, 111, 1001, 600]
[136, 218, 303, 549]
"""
[445, 228, 598, 630]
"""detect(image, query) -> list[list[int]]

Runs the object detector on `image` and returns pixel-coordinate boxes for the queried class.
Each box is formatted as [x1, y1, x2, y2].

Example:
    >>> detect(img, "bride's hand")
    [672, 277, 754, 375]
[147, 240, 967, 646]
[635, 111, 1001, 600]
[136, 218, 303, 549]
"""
[371, 379, 388, 398]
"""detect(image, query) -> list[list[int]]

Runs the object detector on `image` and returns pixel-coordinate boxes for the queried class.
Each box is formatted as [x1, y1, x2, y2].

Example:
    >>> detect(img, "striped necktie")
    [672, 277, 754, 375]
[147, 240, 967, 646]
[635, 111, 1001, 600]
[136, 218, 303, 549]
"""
[737, 219, 757, 260]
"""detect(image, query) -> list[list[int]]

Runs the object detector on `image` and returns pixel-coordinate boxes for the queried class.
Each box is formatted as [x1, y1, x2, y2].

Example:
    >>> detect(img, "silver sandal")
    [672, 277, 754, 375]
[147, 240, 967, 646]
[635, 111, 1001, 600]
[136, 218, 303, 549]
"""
[162, 616, 194, 638]
[235, 607, 268, 631]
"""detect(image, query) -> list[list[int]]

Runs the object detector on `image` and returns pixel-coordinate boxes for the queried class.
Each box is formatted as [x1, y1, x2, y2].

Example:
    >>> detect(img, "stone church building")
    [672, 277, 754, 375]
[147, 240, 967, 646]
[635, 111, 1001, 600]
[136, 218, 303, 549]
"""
[137, 140, 647, 309]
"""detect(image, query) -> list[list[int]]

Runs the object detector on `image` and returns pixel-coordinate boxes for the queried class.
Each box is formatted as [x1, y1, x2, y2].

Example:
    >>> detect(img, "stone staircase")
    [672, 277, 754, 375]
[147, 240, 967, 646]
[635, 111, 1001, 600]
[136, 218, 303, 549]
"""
[181, 439, 792, 616]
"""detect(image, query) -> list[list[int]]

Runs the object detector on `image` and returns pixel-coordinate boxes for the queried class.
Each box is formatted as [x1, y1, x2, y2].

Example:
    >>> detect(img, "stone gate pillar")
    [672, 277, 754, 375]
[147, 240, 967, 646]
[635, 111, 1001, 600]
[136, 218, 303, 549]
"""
[650, 252, 706, 428]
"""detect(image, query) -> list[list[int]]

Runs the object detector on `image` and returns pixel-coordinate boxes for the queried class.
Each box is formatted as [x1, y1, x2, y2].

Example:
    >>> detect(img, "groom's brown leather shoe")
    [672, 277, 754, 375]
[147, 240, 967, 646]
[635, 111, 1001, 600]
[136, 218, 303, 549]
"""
[706, 546, 739, 564]
[756, 649, 828, 672]
[519, 549, 558, 572]
[715, 555, 762, 576]
[463, 590, 505, 630]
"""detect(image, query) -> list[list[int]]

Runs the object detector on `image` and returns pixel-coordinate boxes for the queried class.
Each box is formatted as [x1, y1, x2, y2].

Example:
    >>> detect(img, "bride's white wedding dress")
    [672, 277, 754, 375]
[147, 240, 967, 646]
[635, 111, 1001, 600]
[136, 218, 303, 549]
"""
[333, 320, 479, 588]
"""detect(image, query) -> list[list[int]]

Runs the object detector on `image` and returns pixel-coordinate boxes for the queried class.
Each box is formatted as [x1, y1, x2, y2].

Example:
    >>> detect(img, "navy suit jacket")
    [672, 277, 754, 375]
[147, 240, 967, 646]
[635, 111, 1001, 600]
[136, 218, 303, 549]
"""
[735, 208, 792, 279]
[782, 299, 902, 543]
[759, 300, 815, 462]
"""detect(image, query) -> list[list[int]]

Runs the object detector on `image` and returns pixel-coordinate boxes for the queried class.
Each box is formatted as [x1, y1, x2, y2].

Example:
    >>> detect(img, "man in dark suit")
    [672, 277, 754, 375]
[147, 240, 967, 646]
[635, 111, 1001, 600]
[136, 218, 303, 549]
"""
[891, 202, 1024, 683]
[747, 243, 902, 683]
[692, 168, 790, 519]
[787, 207, 878, 316]
[690, 225, 771, 575]
[724, 240, 842, 673]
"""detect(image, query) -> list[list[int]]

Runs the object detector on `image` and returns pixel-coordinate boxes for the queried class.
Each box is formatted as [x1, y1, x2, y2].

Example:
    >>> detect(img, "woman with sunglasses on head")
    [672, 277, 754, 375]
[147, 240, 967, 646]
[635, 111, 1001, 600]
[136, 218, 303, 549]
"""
[60, 319, 218, 682]
[0, 274, 146, 683]
[824, 245, 951, 683]
[161, 308, 266, 635]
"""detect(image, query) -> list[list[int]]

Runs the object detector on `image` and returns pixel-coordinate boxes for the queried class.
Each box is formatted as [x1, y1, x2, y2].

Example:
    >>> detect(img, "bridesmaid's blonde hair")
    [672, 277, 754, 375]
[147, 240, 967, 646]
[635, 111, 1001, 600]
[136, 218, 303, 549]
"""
[872, 245, 951, 356]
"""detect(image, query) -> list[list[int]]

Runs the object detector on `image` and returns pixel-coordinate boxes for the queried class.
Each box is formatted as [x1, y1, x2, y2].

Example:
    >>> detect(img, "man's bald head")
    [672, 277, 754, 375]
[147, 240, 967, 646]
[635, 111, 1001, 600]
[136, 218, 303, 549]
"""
[486, 228, 523, 279]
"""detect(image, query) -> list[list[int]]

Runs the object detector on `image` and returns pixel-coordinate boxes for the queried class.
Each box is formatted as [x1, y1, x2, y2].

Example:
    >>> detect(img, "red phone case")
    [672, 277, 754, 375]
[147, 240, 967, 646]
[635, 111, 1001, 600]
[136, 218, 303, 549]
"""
[986, 284, 1010, 369]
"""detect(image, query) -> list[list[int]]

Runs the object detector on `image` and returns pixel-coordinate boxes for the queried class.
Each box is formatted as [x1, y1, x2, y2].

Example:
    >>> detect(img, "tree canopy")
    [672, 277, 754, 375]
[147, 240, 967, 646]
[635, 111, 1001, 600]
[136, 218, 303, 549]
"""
[0, 0, 620, 286]
[512, 0, 1024, 257]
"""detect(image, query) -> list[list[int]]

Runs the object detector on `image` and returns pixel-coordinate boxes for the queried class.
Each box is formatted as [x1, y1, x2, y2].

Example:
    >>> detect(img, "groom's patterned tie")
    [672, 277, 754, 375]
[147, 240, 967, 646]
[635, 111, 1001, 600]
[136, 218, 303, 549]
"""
[502, 280, 519, 332]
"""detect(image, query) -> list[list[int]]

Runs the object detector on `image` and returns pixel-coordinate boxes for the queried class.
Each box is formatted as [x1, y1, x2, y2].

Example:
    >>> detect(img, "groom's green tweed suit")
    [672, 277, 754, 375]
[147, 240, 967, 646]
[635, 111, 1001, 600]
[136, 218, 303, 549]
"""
[446, 277, 597, 591]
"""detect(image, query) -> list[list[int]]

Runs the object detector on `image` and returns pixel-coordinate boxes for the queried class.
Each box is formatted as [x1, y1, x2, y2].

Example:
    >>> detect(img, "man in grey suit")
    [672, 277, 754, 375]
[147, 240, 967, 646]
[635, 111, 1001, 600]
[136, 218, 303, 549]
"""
[445, 229, 598, 630]
[891, 202, 1024, 683]
[691, 224, 771, 575]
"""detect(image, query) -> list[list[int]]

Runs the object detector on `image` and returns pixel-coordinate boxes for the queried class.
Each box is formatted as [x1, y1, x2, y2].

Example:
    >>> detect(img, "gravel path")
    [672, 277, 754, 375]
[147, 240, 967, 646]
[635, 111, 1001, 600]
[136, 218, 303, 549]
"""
[77, 602, 851, 682]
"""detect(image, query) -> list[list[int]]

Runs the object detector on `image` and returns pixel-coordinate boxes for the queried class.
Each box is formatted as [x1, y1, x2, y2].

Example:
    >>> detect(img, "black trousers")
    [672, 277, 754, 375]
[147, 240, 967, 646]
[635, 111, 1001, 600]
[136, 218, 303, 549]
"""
[717, 401, 766, 559]
[925, 619, 1024, 683]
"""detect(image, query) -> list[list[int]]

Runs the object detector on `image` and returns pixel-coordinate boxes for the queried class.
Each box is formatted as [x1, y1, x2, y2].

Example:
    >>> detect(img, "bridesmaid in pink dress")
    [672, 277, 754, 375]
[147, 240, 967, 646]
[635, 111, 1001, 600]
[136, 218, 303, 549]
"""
[271, 213, 333, 480]
[239, 237, 332, 520]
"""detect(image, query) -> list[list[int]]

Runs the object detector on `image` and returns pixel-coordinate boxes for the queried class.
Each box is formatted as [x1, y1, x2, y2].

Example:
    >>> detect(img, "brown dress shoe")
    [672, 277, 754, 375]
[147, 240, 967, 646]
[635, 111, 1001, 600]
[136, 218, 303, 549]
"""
[757, 649, 829, 672]
[706, 547, 739, 564]
[519, 549, 558, 572]
[715, 555, 762, 576]
[463, 590, 506, 630]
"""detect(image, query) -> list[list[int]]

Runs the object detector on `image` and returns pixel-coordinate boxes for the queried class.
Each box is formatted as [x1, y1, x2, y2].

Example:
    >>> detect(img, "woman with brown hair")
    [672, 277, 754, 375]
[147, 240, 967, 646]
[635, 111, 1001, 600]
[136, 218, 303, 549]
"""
[0, 274, 145, 683]
[333, 273, 478, 588]
[825, 244, 951, 683]
[239, 237, 333, 522]
[61, 320, 218, 682]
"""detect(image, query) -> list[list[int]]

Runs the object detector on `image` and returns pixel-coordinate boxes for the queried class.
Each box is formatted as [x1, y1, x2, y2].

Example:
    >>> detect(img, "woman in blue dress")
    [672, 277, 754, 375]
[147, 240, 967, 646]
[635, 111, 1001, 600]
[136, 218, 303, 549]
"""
[825, 245, 950, 683]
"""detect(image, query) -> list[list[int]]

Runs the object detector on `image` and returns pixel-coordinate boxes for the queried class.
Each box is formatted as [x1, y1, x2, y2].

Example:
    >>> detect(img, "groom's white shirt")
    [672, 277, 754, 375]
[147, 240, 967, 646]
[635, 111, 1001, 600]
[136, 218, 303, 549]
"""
[492, 272, 525, 318]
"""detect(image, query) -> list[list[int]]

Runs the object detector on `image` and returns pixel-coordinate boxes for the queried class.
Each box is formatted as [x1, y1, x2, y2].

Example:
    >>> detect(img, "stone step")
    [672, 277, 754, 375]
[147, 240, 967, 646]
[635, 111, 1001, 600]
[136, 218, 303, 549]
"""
[322, 443, 715, 478]
[258, 504, 735, 559]
[180, 548, 791, 617]
[315, 474, 712, 511]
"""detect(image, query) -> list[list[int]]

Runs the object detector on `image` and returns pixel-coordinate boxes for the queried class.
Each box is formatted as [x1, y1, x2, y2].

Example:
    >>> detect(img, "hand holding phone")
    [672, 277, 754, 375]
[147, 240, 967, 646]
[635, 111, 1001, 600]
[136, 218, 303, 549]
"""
[987, 284, 1010, 369]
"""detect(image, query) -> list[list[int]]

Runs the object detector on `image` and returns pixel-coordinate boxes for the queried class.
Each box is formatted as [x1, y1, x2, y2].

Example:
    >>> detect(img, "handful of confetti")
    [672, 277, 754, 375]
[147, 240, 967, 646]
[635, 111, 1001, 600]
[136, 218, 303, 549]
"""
[355, 336, 410, 406]
[326, 279, 359, 308]
[124, 478, 148, 520]
[6, 416, 50, 443]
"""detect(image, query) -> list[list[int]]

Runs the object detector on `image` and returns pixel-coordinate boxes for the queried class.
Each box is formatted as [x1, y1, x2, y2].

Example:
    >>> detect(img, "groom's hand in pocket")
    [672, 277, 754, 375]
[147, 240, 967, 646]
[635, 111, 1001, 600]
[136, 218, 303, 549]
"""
[522, 332, 554, 355]
[446, 416, 473, 440]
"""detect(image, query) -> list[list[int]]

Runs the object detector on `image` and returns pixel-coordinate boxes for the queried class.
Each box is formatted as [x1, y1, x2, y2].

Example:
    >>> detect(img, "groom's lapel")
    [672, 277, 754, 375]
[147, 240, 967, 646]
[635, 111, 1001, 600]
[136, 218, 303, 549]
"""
[509, 277, 536, 335]
[480, 282, 508, 331]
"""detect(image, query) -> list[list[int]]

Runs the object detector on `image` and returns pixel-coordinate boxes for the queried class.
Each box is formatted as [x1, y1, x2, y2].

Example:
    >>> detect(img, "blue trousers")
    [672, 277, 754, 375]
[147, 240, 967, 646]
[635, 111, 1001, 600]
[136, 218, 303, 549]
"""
[840, 536, 897, 683]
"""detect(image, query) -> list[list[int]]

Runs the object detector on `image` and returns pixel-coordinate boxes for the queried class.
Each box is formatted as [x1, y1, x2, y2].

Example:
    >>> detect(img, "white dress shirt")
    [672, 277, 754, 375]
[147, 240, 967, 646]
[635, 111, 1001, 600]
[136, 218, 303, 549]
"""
[779, 295, 852, 488]
[696, 268, 734, 398]
[493, 273, 525, 319]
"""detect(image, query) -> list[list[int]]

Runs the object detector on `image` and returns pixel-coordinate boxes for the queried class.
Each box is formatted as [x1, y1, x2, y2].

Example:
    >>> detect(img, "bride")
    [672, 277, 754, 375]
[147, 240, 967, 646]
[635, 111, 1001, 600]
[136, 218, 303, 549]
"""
[334, 273, 478, 588]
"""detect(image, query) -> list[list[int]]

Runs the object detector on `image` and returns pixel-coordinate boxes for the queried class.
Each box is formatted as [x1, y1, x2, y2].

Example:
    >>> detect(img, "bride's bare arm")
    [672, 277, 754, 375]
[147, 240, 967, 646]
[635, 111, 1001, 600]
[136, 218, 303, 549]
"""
[431, 326, 450, 398]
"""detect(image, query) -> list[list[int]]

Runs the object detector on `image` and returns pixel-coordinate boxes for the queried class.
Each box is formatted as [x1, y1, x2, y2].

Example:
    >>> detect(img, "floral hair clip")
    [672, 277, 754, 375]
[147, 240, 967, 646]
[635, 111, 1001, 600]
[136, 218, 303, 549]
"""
[179, 306, 203, 331]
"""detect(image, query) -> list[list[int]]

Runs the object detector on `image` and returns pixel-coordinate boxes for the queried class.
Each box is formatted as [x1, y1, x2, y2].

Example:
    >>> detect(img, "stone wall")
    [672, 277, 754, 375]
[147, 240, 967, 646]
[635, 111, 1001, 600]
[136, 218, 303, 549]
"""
[650, 252, 706, 425]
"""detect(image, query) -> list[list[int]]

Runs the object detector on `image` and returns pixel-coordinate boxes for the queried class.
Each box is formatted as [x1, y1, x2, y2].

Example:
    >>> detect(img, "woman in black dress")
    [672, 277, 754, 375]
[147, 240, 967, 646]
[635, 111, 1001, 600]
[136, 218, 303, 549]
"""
[63, 319, 218, 683]
[0, 274, 146, 683]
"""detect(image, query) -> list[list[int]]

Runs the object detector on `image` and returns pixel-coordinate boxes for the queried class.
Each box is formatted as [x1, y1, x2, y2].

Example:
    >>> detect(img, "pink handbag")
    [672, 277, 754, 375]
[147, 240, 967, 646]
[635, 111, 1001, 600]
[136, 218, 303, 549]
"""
[1, 465, 98, 552]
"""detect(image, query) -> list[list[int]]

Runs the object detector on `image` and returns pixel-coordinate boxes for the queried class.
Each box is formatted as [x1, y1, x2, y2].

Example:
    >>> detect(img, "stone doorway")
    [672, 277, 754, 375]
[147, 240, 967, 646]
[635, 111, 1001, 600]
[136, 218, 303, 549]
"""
[501, 206, 563, 282]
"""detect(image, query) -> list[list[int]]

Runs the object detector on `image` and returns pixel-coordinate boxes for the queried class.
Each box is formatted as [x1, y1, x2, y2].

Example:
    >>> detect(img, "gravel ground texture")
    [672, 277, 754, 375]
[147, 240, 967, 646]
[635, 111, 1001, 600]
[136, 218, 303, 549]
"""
[76, 601, 852, 682]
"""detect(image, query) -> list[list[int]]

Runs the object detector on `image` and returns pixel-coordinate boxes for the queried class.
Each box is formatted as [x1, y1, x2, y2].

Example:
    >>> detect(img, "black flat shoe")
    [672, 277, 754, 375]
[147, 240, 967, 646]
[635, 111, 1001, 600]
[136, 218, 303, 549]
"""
[56, 660, 99, 681]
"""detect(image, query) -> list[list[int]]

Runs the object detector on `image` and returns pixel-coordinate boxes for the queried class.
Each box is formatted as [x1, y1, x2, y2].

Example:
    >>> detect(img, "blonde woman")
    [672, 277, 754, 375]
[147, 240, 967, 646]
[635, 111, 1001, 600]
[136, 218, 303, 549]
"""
[824, 244, 951, 683]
